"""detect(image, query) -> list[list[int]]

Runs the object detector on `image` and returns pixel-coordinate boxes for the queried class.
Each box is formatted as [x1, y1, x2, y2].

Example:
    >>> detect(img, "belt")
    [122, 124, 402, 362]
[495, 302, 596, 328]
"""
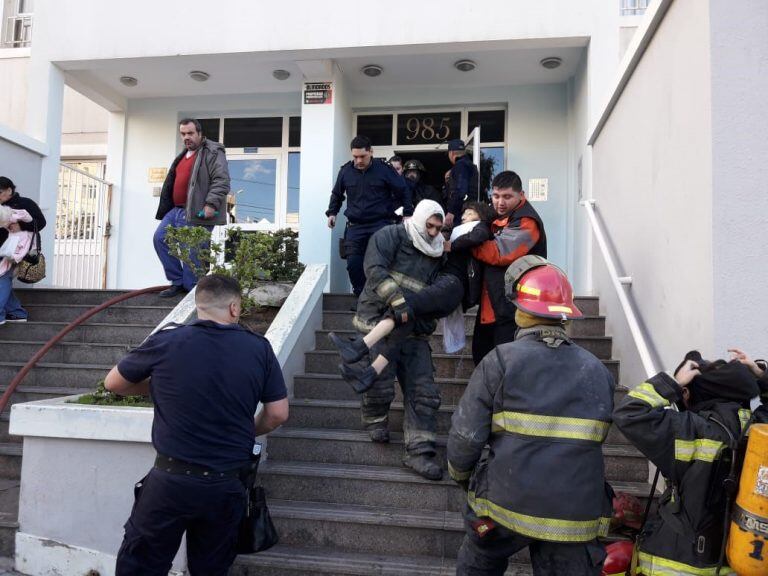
[154, 454, 244, 479]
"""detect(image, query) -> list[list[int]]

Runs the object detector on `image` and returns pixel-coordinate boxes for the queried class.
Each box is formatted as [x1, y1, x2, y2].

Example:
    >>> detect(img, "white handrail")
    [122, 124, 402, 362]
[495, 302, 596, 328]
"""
[581, 199, 657, 378]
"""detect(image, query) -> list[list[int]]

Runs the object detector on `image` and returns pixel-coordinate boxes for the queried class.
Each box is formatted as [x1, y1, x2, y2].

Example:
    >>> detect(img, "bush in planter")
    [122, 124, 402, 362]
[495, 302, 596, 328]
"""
[163, 226, 305, 314]
[72, 380, 152, 407]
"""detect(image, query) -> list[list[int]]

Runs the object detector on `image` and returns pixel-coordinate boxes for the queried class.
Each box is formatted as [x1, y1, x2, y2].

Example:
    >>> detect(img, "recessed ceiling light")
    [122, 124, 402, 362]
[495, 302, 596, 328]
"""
[189, 70, 210, 82]
[119, 76, 138, 87]
[540, 57, 562, 70]
[361, 64, 383, 77]
[272, 69, 291, 80]
[454, 59, 477, 72]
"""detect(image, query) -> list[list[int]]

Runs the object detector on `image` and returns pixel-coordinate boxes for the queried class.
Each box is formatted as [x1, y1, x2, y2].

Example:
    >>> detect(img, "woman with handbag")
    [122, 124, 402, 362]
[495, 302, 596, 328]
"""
[0, 176, 46, 325]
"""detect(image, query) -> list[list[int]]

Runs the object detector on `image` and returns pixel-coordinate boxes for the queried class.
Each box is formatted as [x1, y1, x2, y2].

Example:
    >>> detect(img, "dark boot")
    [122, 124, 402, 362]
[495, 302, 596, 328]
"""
[339, 363, 378, 394]
[329, 332, 369, 364]
[368, 427, 390, 443]
[403, 454, 443, 481]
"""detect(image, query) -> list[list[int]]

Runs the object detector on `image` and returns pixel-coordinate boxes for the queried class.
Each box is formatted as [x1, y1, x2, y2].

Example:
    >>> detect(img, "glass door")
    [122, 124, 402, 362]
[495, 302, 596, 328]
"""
[464, 126, 483, 202]
[226, 154, 284, 229]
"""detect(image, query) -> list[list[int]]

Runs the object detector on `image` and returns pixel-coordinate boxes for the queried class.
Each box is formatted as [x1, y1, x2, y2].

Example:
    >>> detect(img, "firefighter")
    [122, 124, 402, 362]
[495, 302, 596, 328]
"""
[448, 256, 615, 575]
[613, 349, 768, 575]
[402, 159, 444, 208]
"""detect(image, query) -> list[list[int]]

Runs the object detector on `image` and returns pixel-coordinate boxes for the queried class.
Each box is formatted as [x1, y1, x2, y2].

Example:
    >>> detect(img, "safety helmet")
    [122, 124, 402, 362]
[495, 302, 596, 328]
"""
[504, 256, 583, 320]
[403, 159, 426, 173]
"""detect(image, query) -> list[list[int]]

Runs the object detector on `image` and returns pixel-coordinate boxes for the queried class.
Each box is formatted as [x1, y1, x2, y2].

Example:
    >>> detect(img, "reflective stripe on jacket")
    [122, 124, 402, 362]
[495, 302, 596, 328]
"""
[447, 327, 615, 543]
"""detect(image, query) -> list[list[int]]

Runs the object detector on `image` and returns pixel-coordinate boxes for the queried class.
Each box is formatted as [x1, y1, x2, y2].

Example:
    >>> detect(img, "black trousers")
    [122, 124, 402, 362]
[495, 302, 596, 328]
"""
[115, 468, 246, 576]
[361, 337, 440, 455]
[457, 505, 606, 576]
[344, 220, 391, 296]
[471, 314, 518, 365]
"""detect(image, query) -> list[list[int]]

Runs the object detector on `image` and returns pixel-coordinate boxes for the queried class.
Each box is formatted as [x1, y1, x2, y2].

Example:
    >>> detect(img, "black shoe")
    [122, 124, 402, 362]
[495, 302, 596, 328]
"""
[5, 315, 27, 323]
[340, 363, 377, 394]
[159, 285, 188, 298]
[329, 332, 369, 364]
[403, 454, 444, 481]
[369, 427, 390, 443]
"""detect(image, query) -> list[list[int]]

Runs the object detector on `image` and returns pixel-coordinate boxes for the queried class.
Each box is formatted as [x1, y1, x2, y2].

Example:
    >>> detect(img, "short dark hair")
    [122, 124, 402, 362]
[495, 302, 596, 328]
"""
[462, 201, 495, 223]
[388, 155, 402, 164]
[0, 177, 15, 192]
[350, 135, 372, 150]
[196, 274, 241, 307]
[491, 171, 523, 192]
[179, 118, 203, 134]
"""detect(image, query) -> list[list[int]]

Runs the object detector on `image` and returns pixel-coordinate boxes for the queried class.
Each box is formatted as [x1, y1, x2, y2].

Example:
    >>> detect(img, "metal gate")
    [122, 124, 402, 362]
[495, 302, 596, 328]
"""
[54, 162, 112, 288]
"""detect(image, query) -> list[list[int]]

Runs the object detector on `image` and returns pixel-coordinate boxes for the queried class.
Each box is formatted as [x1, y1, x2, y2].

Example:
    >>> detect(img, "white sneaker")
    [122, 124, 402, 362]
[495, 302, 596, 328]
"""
[0, 319, 6, 326]
[5, 316, 27, 323]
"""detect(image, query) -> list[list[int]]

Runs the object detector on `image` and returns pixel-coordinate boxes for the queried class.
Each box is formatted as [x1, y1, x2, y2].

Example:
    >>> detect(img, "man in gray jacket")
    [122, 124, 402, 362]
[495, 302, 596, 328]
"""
[154, 118, 230, 297]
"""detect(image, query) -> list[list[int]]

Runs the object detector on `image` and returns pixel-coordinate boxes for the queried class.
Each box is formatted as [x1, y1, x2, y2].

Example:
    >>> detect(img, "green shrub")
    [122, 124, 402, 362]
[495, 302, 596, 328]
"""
[163, 226, 305, 314]
[72, 381, 152, 407]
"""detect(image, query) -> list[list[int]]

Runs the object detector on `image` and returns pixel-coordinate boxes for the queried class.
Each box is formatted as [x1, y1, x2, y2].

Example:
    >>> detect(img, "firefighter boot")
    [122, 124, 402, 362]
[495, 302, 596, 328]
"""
[329, 332, 369, 364]
[403, 454, 443, 481]
[368, 425, 390, 443]
[340, 363, 377, 394]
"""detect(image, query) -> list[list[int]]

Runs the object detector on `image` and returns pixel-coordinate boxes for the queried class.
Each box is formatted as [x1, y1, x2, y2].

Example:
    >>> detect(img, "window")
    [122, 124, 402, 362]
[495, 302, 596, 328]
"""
[224, 117, 283, 148]
[468, 110, 505, 143]
[356, 115, 393, 146]
[198, 118, 220, 142]
[2, 0, 34, 47]
[396, 112, 460, 146]
[620, 0, 650, 16]
[289, 117, 301, 147]
[287, 152, 301, 229]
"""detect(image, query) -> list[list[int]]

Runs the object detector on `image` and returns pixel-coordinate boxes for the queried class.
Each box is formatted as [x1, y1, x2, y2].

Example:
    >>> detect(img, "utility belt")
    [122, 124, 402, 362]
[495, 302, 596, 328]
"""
[154, 453, 248, 480]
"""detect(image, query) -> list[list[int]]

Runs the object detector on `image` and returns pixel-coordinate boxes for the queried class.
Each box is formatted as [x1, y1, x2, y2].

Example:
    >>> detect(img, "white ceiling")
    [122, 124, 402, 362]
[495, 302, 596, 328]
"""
[62, 40, 587, 106]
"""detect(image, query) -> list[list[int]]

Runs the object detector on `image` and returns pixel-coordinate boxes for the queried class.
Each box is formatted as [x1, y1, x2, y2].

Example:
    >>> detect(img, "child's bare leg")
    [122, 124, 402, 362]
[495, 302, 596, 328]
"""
[370, 354, 389, 376]
[363, 318, 395, 349]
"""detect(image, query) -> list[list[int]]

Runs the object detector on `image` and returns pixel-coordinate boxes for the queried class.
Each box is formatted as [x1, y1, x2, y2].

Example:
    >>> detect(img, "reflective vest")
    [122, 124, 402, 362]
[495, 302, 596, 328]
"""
[448, 327, 616, 542]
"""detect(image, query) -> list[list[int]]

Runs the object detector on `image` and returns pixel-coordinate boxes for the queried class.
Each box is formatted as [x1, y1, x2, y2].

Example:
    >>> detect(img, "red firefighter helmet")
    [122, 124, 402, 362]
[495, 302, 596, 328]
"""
[506, 260, 583, 320]
[602, 540, 635, 576]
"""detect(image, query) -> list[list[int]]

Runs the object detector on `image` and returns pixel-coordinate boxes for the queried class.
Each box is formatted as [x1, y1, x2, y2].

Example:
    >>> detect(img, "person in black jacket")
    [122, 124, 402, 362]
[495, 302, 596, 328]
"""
[0, 176, 46, 324]
[403, 159, 444, 208]
[326, 136, 411, 297]
[444, 139, 479, 228]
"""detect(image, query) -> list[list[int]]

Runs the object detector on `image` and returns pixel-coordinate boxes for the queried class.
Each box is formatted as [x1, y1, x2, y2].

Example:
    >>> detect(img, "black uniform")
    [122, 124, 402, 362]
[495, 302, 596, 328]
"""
[407, 178, 444, 210]
[446, 155, 479, 218]
[448, 326, 615, 575]
[326, 159, 411, 296]
[353, 224, 443, 455]
[614, 370, 768, 575]
[114, 320, 287, 576]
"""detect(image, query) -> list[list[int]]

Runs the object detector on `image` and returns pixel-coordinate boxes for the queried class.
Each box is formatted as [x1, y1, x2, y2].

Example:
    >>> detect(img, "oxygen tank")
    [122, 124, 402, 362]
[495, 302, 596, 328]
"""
[726, 423, 768, 575]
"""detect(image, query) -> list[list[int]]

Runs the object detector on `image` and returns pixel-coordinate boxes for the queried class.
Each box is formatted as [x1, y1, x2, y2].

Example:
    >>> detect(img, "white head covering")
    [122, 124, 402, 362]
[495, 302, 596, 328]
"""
[405, 199, 445, 257]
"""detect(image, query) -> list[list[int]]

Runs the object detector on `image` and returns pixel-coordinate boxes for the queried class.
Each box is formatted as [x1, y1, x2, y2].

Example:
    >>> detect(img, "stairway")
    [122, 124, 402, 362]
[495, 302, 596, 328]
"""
[232, 293, 650, 576]
[0, 288, 180, 558]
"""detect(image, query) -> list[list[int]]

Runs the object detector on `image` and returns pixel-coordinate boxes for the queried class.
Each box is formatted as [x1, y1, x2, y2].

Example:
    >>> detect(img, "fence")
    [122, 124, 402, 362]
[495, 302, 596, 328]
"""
[54, 163, 112, 288]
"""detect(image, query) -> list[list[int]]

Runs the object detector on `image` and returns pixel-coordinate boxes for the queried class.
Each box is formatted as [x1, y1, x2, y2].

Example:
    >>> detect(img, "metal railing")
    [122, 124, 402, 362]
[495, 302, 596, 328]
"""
[581, 199, 657, 378]
[3, 13, 32, 48]
[621, 0, 650, 16]
[55, 162, 113, 289]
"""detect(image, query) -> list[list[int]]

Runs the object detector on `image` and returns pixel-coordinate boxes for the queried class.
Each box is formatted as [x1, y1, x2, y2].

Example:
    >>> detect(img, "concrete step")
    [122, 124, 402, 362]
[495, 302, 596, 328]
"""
[14, 288, 182, 307]
[22, 304, 173, 325]
[267, 428, 648, 483]
[268, 499, 464, 558]
[0, 341, 131, 365]
[0, 322, 154, 346]
[321, 310, 607, 338]
[315, 329, 613, 359]
[260, 460, 653, 514]
[0, 362, 110, 388]
[323, 292, 600, 317]
[293, 372, 623, 406]
[232, 545, 532, 576]
[285, 398, 630, 445]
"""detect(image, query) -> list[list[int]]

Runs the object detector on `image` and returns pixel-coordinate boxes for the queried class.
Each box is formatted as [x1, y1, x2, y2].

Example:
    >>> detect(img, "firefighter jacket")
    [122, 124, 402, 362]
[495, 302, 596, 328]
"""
[447, 326, 616, 543]
[613, 372, 768, 575]
[353, 223, 443, 336]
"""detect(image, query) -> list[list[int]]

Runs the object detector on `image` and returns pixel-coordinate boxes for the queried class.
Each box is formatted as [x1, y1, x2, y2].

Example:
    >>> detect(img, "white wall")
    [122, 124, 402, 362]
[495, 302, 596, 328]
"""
[61, 85, 109, 158]
[591, 0, 713, 386]
[0, 51, 29, 132]
[113, 93, 300, 289]
[709, 0, 768, 358]
[0, 132, 43, 204]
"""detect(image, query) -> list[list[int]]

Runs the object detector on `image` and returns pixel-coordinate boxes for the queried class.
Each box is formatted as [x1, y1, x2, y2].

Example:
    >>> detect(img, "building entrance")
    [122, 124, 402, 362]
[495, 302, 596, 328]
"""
[395, 150, 451, 193]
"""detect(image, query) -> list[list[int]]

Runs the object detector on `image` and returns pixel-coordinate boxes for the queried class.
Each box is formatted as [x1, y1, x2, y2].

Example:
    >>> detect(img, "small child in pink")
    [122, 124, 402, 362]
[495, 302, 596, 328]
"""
[0, 205, 34, 276]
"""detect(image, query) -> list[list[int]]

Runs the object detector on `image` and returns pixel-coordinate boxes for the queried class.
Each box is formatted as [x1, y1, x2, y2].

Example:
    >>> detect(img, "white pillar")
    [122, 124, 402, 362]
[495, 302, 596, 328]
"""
[104, 111, 126, 289]
[25, 57, 64, 288]
[296, 60, 352, 293]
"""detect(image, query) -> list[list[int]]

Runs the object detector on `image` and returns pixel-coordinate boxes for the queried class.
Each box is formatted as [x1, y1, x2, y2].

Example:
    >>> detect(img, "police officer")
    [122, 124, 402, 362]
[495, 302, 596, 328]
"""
[444, 139, 479, 228]
[326, 135, 411, 297]
[448, 257, 614, 575]
[106, 274, 289, 575]
[403, 159, 444, 208]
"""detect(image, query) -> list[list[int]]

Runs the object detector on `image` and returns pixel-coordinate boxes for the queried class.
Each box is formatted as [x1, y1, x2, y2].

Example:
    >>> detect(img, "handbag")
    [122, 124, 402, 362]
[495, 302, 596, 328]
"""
[236, 445, 279, 554]
[16, 225, 45, 284]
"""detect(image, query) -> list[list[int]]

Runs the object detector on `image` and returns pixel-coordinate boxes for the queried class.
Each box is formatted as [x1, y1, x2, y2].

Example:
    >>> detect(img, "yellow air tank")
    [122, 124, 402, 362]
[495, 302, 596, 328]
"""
[727, 423, 768, 575]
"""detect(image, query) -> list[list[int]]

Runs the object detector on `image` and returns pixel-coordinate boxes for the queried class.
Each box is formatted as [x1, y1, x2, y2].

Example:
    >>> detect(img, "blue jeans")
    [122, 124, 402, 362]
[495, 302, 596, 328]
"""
[0, 269, 27, 322]
[153, 207, 213, 291]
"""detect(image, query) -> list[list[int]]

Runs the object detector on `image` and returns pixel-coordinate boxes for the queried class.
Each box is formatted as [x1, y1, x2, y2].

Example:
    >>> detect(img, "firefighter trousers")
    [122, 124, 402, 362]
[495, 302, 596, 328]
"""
[361, 337, 439, 455]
